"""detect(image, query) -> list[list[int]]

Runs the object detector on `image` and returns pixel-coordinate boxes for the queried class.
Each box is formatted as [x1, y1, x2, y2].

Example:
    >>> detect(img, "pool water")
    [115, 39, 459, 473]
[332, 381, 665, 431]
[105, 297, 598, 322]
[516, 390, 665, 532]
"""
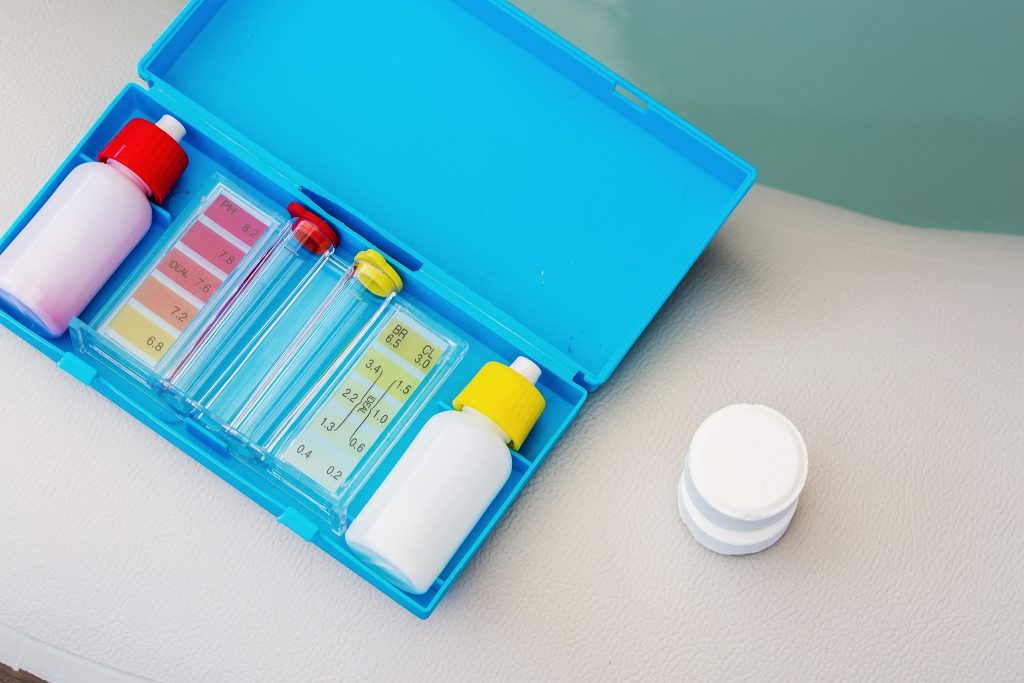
[513, 0, 1024, 235]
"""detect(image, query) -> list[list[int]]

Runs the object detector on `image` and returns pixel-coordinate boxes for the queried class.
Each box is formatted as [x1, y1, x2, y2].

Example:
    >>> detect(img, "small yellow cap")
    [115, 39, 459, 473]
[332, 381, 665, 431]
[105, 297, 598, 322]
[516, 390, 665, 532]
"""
[354, 249, 403, 297]
[453, 357, 546, 450]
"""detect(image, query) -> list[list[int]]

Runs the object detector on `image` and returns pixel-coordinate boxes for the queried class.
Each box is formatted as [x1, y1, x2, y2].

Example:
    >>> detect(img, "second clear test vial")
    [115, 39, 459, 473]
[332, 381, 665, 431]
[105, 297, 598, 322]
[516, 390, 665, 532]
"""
[161, 203, 339, 419]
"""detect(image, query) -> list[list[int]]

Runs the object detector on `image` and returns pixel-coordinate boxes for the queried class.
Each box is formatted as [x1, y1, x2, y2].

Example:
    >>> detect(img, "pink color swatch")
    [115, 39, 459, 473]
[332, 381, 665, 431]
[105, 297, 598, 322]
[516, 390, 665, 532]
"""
[156, 248, 223, 303]
[180, 221, 245, 274]
[204, 192, 268, 246]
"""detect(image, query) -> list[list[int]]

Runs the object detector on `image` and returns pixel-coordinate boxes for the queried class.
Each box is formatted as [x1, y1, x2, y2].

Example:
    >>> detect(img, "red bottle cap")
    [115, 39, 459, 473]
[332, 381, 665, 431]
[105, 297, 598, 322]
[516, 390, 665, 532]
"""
[98, 117, 189, 205]
[288, 203, 340, 255]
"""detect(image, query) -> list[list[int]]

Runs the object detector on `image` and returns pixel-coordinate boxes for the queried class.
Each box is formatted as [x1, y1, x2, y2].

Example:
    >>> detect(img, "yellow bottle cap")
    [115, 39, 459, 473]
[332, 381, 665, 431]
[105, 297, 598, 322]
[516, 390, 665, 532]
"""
[453, 357, 546, 450]
[354, 249, 403, 297]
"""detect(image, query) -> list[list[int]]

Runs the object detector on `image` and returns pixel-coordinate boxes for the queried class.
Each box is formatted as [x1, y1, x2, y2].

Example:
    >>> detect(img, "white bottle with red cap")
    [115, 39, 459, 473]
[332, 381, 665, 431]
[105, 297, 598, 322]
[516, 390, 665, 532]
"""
[0, 115, 189, 337]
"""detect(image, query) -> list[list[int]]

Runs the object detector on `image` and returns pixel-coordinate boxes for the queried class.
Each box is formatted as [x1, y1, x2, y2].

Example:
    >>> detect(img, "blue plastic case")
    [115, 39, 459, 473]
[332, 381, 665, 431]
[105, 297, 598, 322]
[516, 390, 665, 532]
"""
[0, 0, 755, 617]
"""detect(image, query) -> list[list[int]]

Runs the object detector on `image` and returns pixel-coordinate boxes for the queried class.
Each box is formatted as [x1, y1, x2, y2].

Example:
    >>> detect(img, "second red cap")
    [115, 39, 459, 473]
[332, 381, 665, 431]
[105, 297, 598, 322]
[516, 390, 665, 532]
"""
[288, 203, 340, 255]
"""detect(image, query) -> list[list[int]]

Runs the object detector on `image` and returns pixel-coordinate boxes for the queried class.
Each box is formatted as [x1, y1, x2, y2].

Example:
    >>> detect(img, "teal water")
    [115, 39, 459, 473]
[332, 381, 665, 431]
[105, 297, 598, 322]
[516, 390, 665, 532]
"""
[513, 0, 1024, 234]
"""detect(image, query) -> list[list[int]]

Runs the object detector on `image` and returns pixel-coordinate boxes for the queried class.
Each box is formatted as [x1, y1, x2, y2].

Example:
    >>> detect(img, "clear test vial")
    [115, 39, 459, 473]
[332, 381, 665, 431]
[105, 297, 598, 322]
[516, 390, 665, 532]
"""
[228, 249, 405, 451]
[160, 203, 339, 423]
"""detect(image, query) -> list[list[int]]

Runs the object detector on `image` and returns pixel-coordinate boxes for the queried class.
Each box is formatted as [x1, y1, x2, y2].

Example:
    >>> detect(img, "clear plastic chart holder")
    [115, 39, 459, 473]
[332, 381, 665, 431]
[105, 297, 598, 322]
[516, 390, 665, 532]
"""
[267, 304, 465, 530]
[72, 177, 285, 387]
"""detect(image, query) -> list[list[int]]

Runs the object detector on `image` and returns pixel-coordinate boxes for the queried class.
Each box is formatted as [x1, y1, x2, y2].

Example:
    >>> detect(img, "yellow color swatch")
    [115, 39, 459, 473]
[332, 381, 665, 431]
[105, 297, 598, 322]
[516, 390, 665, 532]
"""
[375, 315, 445, 371]
[106, 305, 176, 362]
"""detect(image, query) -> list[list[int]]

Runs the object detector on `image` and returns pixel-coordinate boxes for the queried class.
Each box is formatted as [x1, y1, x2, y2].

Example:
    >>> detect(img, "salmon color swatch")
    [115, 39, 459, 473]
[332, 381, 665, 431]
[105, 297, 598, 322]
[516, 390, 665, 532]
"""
[132, 276, 198, 332]
[156, 248, 224, 304]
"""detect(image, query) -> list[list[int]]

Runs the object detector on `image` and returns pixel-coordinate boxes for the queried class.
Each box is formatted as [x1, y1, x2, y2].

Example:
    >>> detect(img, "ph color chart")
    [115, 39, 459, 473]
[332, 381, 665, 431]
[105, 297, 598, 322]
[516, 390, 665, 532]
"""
[100, 183, 280, 366]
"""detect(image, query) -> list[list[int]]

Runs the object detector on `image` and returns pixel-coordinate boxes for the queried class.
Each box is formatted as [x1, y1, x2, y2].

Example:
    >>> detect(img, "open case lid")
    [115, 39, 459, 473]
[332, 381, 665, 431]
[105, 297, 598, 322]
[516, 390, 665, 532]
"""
[140, 0, 755, 389]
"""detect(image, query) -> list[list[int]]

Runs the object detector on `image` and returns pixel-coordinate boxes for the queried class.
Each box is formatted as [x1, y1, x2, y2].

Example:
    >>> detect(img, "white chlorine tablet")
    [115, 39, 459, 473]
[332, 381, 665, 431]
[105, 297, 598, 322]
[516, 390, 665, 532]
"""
[678, 404, 808, 555]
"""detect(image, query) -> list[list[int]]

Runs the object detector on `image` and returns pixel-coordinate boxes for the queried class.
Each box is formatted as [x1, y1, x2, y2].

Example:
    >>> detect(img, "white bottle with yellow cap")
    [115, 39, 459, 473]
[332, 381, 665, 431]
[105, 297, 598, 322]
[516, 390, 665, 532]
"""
[345, 356, 546, 594]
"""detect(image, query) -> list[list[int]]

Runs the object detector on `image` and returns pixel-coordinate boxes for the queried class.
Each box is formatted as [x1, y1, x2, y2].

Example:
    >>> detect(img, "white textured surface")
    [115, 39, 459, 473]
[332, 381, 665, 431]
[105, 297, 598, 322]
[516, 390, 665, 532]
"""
[1, 1, 1023, 681]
